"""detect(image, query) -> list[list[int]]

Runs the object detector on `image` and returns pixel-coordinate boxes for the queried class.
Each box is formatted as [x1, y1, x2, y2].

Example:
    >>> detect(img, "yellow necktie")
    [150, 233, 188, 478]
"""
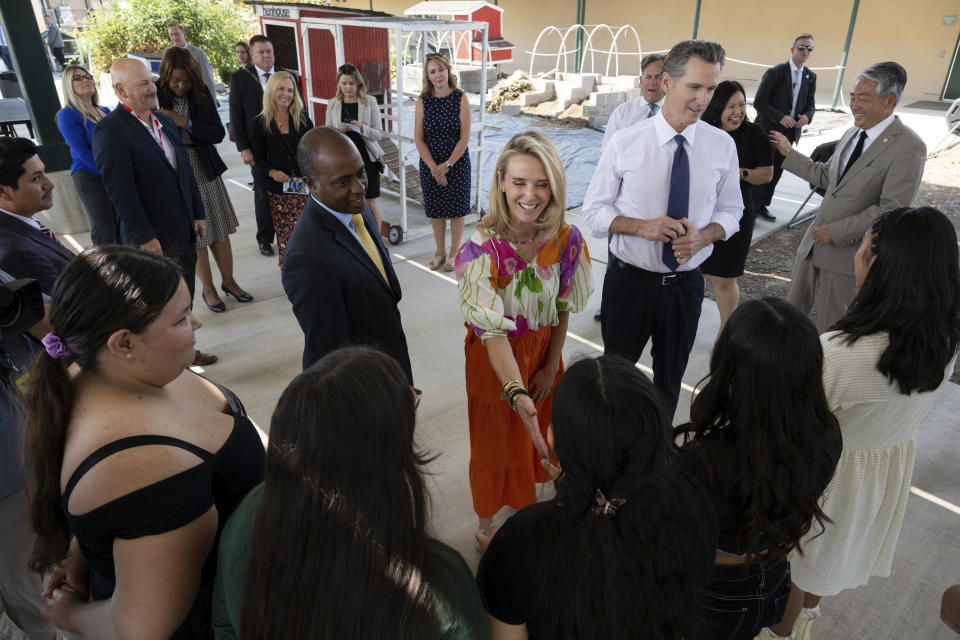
[351, 213, 388, 284]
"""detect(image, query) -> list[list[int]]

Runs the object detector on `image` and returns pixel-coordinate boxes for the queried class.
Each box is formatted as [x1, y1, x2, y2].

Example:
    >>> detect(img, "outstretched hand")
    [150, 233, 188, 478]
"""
[769, 131, 792, 157]
[514, 394, 550, 460]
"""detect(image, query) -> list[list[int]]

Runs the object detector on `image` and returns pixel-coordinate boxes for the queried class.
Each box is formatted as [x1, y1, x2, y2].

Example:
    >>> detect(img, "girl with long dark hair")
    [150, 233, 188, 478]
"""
[770, 207, 960, 639]
[25, 246, 264, 639]
[213, 346, 488, 639]
[675, 297, 841, 639]
[478, 355, 716, 640]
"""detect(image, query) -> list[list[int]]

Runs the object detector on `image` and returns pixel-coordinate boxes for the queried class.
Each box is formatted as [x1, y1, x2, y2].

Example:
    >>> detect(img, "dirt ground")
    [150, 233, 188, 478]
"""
[705, 141, 960, 382]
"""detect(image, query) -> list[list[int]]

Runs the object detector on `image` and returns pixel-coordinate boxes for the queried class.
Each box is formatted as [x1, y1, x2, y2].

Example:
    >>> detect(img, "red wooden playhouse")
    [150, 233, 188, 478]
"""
[403, 1, 514, 65]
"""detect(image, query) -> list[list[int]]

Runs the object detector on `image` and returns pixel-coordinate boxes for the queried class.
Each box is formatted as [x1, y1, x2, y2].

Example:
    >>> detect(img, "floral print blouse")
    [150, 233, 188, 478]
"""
[456, 224, 592, 341]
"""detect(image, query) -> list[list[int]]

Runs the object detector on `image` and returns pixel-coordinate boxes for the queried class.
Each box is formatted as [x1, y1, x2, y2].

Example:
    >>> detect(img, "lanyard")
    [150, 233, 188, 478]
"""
[122, 104, 164, 152]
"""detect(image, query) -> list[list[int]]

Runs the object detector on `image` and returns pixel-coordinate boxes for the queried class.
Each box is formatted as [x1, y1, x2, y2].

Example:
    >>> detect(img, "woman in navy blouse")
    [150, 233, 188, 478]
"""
[56, 65, 117, 245]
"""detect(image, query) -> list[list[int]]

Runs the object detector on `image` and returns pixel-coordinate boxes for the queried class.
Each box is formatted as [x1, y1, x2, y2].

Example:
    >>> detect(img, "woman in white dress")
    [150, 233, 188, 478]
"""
[769, 206, 960, 639]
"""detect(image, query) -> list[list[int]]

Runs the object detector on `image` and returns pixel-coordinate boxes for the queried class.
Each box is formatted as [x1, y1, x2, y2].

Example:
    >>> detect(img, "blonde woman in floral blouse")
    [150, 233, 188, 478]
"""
[456, 130, 592, 553]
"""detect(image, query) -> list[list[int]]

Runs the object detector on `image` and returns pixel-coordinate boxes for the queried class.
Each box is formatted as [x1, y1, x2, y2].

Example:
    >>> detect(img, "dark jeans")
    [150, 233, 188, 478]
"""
[252, 165, 274, 245]
[600, 254, 703, 416]
[72, 169, 118, 246]
[701, 558, 791, 640]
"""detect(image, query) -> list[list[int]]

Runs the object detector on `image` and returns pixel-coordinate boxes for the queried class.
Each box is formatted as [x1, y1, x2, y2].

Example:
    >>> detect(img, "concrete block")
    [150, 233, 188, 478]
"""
[589, 114, 610, 128]
[600, 75, 640, 90]
[592, 91, 626, 107]
[519, 79, 554, 106]
[500, 103, 523, 116]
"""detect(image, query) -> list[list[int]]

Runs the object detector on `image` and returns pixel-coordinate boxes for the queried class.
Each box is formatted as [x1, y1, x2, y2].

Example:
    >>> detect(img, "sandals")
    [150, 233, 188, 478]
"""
[427, 252, 445, 270]
[443, 257, 455, 272]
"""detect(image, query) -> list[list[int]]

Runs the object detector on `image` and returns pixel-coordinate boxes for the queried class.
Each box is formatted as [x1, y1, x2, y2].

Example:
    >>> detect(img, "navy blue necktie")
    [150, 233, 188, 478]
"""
[663, 134, 689, 271]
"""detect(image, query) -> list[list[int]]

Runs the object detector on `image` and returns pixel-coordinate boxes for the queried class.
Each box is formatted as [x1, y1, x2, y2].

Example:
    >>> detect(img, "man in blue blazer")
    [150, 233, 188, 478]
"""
[94, 58, 216, 365]
[754, 34, 817, 221]
[0, 137, 74, 295]
[282, 127, 413, 382]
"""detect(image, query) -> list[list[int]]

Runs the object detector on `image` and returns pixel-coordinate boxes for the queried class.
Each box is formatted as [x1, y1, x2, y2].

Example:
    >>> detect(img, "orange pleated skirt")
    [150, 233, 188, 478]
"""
[464, 324, 563, 519]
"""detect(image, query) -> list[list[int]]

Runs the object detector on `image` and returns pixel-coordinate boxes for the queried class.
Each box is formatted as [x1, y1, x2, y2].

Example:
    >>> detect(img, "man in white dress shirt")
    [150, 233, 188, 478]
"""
[601, 53, 665, 149]
[582, 40, 742, 416]
[770, 61, 925, 331]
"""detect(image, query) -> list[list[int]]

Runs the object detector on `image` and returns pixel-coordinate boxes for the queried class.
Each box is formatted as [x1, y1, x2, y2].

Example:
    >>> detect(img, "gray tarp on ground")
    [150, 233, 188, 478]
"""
[400, 109, 603, 211]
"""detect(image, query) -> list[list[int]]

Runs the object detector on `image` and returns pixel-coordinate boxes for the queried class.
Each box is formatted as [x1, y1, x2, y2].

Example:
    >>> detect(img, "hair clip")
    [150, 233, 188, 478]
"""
[592, 488, 625, 516]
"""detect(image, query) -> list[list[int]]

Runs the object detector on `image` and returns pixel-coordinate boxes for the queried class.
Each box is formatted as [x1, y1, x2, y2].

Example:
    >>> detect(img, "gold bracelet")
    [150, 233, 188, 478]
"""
[500, 379, 523, 401]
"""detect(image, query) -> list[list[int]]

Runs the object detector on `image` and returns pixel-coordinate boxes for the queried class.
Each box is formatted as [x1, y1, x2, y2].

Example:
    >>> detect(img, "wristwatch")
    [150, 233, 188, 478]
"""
[741, 169, 748, 178]
[446, 160, 453, 169]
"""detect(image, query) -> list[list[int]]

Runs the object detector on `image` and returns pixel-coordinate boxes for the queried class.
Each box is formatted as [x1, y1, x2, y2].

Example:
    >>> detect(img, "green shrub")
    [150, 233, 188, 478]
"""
[78, 0, 257, 82]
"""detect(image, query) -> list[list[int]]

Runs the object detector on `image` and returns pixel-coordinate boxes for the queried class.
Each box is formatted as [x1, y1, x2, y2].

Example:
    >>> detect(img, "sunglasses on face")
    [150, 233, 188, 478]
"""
[72, 74, 95, 82]
[794, 45, 814, 52]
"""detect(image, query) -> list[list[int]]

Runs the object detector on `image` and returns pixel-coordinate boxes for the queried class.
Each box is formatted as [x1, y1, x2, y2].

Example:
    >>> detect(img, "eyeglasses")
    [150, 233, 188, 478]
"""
[794, 45, 814, 52]
[72, 73, 95, 82]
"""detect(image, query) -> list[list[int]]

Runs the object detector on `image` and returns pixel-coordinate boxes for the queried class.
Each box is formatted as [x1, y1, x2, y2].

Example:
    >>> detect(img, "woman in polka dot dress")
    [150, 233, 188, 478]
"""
[415, 53, 472, 272]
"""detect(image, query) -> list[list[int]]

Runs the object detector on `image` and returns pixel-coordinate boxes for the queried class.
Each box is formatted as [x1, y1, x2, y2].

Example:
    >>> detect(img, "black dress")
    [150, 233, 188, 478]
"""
[701, 120, 772, 278]
[419, 90, 471, 219]
[341, 101, 381, 199]
[62, 380, 265, 639]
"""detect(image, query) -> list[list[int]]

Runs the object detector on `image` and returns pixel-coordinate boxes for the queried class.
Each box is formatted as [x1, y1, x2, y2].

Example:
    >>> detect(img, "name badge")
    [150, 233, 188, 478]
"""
[283, 178, 307, 194]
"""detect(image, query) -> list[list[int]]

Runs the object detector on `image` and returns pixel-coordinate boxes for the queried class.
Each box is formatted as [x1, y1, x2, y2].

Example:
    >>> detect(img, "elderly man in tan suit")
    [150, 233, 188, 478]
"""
[770, 61, 925, 331]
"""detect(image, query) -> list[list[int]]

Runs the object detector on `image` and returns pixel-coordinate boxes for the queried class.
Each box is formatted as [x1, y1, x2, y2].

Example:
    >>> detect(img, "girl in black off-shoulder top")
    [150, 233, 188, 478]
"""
[23, 246, 264, 640]
[62, 381, 264, 638]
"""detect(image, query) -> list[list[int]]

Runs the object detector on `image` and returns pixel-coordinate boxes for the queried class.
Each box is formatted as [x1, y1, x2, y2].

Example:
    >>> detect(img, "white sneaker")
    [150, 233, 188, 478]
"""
[794, 605, 821, 640]
[754, 628, 795, 640]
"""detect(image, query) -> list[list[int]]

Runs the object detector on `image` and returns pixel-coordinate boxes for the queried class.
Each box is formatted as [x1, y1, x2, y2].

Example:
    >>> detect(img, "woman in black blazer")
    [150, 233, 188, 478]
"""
[157, 46, 252, 313]
[250, 71, 314, 265]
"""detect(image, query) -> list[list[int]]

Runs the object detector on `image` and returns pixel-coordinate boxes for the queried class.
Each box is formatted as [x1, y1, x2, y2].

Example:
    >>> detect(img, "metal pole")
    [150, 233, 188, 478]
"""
[574, 0, 584, 74]
[692, 0, 701, 38]
[0, 0, 70, 170]
[477, 23, 488, 215]
[395, 26, 407, 239]
[831, 0, 861, 108]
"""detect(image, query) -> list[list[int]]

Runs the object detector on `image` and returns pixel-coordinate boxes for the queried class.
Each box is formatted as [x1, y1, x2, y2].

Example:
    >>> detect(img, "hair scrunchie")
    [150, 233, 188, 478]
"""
[41, 332, 72, 359]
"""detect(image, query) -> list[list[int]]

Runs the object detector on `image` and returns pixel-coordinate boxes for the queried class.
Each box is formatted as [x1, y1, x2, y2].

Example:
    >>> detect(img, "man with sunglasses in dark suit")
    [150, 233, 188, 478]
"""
[753, 34, 817, 221]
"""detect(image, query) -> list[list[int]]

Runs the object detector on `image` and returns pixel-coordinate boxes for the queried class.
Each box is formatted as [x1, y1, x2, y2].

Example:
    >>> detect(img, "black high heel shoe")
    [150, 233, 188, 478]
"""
[221, 283, 253, 303]
[202, 290, 226, 313]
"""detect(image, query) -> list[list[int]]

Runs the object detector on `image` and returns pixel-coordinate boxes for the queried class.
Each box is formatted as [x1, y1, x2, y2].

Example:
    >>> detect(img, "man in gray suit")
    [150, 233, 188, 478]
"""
[166, 21, 218, 106]
[42, 16, 65, 69]
[770, 61, 925, 331]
